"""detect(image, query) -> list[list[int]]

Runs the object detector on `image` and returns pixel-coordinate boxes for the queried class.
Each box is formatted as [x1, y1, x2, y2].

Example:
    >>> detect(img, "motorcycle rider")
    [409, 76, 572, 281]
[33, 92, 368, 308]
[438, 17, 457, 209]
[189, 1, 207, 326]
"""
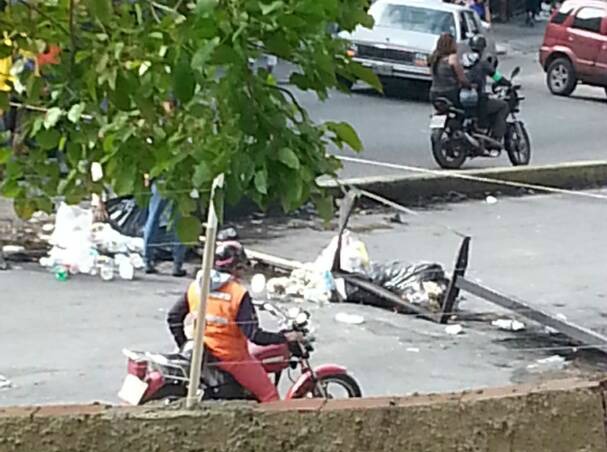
[167, 241, 301, 403]
[429, 32, 471, 107]
[464, 35, 511, 147]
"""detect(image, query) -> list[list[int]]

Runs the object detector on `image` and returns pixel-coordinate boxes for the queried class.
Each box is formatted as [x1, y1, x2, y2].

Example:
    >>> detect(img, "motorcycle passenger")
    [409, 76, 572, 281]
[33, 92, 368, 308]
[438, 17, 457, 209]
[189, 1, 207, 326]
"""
[167, 241, 300, 403]
[429, 32, 470, 107]
[464, 35, 511, 145]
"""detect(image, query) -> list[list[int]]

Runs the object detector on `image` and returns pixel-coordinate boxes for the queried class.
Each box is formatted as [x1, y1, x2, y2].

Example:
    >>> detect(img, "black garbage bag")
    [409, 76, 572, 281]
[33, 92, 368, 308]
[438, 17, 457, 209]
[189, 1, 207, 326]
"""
[105, 196, 149, 238]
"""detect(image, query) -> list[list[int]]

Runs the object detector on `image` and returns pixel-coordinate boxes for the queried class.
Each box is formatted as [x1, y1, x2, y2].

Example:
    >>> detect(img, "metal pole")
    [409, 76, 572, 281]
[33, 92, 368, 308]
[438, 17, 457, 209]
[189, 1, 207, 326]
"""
[186, 174, 224, 409]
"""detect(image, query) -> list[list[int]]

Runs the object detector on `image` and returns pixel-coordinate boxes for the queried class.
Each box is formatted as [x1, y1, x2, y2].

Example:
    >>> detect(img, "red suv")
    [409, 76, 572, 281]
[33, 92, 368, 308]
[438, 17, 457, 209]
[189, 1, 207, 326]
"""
[540, 0, 607, 97]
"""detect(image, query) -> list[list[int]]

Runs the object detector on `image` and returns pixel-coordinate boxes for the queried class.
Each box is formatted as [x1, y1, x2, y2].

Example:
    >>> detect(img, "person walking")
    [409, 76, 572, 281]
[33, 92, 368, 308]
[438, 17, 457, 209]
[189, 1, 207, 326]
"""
[144, 181, 187, 277]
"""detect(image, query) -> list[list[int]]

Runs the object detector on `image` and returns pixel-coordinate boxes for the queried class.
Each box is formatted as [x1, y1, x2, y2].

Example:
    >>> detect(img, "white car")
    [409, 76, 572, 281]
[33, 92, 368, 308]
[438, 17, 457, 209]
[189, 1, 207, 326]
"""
[340, 0, 496, 86]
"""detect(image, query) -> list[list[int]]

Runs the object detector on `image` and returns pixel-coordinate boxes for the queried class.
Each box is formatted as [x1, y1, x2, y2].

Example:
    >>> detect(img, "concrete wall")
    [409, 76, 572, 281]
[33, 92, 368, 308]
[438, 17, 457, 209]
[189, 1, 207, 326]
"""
[1, 378, 606, 452]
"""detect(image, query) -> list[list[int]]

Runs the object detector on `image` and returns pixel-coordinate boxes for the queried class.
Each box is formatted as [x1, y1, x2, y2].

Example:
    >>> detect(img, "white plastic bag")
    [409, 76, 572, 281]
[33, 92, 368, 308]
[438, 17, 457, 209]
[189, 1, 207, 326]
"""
[314, 230, 370, 274]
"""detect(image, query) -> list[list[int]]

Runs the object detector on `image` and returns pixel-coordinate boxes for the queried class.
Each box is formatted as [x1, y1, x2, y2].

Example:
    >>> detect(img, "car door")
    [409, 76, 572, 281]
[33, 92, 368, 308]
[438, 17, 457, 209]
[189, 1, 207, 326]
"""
[567, 6, 604, 77]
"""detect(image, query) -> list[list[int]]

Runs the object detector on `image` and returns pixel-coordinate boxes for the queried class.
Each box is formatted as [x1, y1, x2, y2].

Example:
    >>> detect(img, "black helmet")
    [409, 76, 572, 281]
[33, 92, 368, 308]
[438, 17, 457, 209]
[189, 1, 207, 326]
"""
[469, 35, 487, 53]
[214, 241, 249, 273]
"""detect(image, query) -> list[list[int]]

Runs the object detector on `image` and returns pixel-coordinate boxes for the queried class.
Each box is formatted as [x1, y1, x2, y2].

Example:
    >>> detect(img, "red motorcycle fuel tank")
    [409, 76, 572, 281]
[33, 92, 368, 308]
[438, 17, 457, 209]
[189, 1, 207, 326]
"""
[248, 342, 290, 373]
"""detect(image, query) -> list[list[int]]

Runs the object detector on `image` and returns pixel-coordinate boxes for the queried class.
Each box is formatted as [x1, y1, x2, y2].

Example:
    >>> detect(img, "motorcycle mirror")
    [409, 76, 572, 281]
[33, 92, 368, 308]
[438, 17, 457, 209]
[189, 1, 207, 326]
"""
[287, 307, 302, 319]
[295, 312, 309, 325]
[250, 273, 267, 296]
[511, 66, 521, 79]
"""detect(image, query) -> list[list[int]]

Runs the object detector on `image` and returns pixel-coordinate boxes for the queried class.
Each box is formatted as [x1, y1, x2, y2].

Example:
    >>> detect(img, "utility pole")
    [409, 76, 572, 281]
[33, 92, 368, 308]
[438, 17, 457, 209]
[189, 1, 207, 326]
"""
[186, 174, 224, 409]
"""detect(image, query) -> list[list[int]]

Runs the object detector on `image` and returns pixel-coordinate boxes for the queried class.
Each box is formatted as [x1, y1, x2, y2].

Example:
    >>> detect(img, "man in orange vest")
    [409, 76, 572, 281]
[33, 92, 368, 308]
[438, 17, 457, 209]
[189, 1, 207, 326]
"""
[167, 241, 298, 402]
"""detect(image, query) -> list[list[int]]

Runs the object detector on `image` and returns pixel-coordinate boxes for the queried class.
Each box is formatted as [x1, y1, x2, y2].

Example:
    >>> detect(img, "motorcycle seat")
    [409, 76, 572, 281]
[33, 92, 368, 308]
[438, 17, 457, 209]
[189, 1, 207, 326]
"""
[433, 97, 464, 116]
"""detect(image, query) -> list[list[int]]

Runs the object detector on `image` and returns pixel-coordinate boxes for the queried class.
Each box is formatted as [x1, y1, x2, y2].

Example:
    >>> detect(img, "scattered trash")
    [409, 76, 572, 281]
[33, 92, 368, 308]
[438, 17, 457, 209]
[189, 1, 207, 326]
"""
[492, 319, 526, 332]
[41, 223, 55, 233]
[406, 347, 420, 353]
[335, 312, 365, 325]
[527, 355, 568, 373]
[445, 324, 464, 335]
[486, 196, 498, 205]
[91, 162, 103, 182]
[0, 375, 12, 390]
[250, 273, 267, 295]
[217, 227, 238, 241]
[556, 313, 568, 322]
[2, 245, 25, 255]
[314, 230, 370, 274]
[53, 265, 69, 282]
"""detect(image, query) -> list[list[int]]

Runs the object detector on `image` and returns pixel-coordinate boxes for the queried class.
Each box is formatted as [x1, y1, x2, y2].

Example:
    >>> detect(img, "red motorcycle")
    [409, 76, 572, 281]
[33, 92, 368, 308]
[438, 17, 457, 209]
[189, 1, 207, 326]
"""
[118, 303, 362, 405]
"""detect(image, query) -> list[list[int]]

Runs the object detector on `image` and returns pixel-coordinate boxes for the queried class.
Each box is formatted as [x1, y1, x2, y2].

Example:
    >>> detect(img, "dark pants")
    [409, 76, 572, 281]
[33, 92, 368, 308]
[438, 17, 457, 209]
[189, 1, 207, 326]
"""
[430, 89, 461, 109]
[144, 183, 186, 271]
[485, 96, 509, 140]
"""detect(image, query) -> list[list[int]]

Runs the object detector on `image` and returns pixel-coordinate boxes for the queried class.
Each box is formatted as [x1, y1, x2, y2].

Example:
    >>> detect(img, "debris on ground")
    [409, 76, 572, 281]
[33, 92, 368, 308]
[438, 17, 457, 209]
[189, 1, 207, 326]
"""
[527, 355, 568, 373]
[492, 319, 526, 332]
[445, 324, 464, 335]
[406, 347, 420, 353]
[335, 312, 365, 325]
[0, 375, 12, 390]
[486, 196, 498, 205]
[264, 229, 448, 312]
[38, 203, 145, 281]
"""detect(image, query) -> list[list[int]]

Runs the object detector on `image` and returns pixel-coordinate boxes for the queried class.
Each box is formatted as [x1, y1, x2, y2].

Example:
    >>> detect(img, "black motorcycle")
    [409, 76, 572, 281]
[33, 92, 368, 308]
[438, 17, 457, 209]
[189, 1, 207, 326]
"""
[430, 67, 531, 170]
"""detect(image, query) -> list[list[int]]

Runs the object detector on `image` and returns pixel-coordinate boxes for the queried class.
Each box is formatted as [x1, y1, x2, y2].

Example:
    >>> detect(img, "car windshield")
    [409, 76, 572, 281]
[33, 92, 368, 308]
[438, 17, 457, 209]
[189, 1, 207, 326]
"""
[375, 4, 456, 35]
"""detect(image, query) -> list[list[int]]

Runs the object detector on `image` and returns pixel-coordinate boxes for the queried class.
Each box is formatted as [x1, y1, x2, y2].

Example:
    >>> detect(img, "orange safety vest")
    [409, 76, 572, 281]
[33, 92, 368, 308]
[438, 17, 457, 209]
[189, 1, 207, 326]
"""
[186, 279, 249, 362]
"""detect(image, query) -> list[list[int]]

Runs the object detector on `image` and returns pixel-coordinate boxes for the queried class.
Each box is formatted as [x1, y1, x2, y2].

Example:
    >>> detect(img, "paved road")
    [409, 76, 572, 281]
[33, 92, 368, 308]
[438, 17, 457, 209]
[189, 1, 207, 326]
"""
[2, 190, 606, 406]
[289, 23, 607, 178]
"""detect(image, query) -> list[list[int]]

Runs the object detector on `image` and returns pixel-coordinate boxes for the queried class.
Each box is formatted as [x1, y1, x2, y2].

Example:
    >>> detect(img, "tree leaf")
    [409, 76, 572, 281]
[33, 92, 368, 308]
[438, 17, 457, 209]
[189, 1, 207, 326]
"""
[254, 169, 268, 195]
[348, 62, 382, 93]
[277, 147, 300, 169]
[0, 148, 11, 164]
[36, 129, 61, 150]
[87, 0, 113, 24]
[44, 107, 63, 129]
[314, 194, 334, 222]
[173, 60, 195, 104]
[0, 92, 8, 111]
[67, 103, 86, 123]
[326, 121, 363, 152]
[195, 0, 218, 15]
[191, 38, 219, 70]
[13, 197, 36, 220]
[176, 215, 201, 243]
[192, 161, 213, 186]
[260, 0, 283, 15]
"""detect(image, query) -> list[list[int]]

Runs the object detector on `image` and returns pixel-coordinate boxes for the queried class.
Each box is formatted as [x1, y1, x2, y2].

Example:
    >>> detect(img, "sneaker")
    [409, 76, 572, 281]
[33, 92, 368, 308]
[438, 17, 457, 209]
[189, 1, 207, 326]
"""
[172, 268, 187, 278]
[144, 264, 158, 274]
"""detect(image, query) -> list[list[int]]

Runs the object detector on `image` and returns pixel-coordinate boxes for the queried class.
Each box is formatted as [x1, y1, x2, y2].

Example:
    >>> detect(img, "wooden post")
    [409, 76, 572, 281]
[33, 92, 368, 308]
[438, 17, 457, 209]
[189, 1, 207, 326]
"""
[185, 174, 224, 409]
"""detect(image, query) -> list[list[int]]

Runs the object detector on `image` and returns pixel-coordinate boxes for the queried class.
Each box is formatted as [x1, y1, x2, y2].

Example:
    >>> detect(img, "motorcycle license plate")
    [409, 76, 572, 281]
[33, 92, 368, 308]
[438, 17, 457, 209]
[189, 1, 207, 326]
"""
[118, 374, 149, 405]
[430, 115, 447, 129]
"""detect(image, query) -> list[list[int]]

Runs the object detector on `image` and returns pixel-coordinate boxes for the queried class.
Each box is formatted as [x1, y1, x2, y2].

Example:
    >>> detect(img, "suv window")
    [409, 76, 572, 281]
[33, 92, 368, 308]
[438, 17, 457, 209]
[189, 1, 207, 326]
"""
[551, 3, 574, 25]
[572, 7, 605, 33]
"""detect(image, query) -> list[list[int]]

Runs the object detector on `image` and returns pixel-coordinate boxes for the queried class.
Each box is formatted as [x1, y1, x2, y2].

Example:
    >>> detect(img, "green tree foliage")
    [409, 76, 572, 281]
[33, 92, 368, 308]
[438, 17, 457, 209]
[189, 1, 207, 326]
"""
[0, 0, 379, 239]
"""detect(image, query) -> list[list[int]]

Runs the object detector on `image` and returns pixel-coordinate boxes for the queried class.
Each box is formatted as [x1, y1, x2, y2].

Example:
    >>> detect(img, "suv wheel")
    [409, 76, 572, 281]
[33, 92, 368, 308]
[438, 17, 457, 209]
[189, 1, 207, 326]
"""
[547, 58, 577, 96]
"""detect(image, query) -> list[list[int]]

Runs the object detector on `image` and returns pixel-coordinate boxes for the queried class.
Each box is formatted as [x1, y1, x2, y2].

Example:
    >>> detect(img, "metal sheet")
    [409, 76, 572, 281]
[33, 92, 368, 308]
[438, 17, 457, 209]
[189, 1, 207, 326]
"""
[456, 278, 607, 352]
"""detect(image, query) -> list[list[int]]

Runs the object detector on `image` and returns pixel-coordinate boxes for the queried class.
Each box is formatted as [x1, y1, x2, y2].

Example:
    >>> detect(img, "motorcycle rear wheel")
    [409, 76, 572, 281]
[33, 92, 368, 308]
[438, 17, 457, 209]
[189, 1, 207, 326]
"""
[505, 122, 531, 166]
[431, 128, 467, 170]
[311, 374, 362, 399]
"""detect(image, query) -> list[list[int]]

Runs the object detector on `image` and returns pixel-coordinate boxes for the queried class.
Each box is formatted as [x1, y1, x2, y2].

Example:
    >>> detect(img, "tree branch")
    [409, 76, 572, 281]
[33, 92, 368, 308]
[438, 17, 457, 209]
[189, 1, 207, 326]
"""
[18, 0, 70, 36]
[266, 84, 307, 123]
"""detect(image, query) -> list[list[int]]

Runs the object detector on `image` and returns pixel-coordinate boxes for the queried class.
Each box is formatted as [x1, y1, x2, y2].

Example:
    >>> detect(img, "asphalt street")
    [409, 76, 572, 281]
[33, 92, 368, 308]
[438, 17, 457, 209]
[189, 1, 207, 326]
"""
[2, 190, 607, 406]
[288, 23, 607, 178]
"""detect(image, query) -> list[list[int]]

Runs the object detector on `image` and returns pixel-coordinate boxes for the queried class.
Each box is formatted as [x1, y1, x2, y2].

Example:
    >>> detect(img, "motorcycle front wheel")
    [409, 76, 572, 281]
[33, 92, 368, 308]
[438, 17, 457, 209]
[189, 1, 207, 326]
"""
[431, 128, 467, 170]
[505, 122, 531, 166]
[311, 374, 362, 399]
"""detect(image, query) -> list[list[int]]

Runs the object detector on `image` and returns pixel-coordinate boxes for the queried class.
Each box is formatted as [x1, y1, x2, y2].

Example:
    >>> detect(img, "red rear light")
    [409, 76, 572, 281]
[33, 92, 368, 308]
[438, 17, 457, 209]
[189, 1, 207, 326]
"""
[127, 359, 148, 379]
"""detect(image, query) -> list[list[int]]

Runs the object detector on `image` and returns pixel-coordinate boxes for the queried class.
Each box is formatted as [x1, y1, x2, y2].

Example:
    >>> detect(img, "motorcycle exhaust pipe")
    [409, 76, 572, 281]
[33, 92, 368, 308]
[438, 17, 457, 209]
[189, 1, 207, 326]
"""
[473, 134, 503, 150]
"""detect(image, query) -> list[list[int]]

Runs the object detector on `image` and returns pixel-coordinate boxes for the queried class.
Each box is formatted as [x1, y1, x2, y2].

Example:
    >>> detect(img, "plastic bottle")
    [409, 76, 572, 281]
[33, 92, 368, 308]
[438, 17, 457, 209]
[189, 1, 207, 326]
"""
[53, 265, 69, 282]
[118, 260, 134, 280]
[97, 256, 115, 281]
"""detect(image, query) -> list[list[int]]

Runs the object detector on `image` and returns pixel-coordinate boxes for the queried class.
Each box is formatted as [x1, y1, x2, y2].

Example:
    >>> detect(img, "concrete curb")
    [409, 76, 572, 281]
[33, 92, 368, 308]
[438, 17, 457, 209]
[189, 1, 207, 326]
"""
[321, 161, 607, 205]
[0, 378, 606, 451]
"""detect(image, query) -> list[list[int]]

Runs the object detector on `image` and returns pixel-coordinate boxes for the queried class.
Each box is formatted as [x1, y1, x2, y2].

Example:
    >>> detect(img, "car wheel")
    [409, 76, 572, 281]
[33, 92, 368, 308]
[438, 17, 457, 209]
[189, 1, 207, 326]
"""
[547, 58, 577, 96]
